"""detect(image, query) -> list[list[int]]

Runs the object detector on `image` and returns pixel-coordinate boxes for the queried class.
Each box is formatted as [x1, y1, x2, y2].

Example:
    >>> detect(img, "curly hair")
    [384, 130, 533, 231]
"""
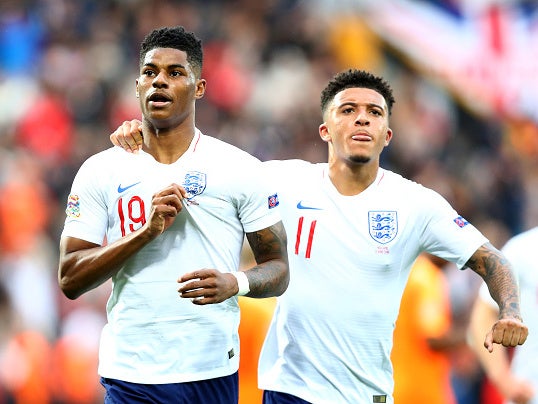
[320, 69, 395, 116]
[139, 26, 203, 77]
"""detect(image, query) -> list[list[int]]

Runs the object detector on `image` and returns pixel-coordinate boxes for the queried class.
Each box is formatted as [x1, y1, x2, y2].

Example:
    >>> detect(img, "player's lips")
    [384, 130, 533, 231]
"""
[351, 132, 372, 141]
[147, 92, 172, 106]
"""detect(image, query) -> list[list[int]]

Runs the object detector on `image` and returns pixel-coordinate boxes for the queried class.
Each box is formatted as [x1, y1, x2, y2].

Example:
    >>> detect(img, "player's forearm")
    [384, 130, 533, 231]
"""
[58, 225, 158, 299]
[465, 242, 522, 320]
[243, 259, 290, 298]
[245, 221, 289, 298]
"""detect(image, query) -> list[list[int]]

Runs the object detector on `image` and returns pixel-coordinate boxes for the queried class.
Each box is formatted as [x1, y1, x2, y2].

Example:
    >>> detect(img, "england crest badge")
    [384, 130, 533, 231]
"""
[183, 171, 207, 200]
[369, 211, 398, 244]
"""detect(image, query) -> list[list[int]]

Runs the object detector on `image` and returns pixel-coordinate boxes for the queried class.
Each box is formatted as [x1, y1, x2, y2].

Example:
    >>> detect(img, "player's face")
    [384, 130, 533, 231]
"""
[136, 47, 205, 129]
[319, 87, 392, 165]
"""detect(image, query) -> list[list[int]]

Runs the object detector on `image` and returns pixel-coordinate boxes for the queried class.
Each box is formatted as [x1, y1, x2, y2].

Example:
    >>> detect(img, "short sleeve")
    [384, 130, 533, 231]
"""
[61, 156, 108, 245]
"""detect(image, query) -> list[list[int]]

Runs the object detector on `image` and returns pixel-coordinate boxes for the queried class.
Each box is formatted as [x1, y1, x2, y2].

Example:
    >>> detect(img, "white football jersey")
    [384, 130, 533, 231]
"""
[479, 227, 538, 404]
[61, 129, 281, 384]
[258, 159, 487, 404]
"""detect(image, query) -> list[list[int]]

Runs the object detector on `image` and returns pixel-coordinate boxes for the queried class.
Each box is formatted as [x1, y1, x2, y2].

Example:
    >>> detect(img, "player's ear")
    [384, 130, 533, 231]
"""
[195, 79, 206, 99]
[319, 122, 330, 143]
[384, 128, 393, 146]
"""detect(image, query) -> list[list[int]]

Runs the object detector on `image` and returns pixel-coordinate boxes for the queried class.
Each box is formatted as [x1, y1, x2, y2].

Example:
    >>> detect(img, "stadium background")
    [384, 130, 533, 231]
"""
[0, 0, 537, 403]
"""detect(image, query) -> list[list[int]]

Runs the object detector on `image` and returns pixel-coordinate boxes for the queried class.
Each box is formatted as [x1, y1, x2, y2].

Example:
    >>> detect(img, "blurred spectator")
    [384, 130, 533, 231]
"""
[0, 150, 50, 256]
[50, 290, 107, 404]
[238, 297, 276, 404]
[392, 254, 465, 404]
[0, 0, 45, 76]
[0, 279, 53, 403]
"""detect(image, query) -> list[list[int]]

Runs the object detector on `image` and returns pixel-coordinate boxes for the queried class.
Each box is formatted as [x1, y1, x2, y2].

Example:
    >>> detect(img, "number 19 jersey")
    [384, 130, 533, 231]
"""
[61, 129, 281, 384]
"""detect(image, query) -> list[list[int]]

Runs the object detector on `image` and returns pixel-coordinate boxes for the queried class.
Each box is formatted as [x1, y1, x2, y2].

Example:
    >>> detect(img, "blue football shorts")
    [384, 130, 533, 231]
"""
[263, 390, 312, 404]
[101, 372, 238, 403]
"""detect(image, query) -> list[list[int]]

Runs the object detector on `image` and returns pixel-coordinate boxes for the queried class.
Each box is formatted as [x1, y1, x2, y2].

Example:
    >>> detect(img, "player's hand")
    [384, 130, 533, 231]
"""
[178, 269, 238, 305]
[146, 183, 187, 236]
[483, 317, 528, 352]
[110, 119, 143, 153]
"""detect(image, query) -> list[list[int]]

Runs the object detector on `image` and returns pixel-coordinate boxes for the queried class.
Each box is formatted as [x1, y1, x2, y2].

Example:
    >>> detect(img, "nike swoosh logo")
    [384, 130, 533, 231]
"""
[117, 181, 141, 193]
[297, 201, 322, 210]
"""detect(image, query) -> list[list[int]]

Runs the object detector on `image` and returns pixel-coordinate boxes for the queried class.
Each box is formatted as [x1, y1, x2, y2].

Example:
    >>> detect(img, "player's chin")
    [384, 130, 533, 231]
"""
[349, 153, 371, 164]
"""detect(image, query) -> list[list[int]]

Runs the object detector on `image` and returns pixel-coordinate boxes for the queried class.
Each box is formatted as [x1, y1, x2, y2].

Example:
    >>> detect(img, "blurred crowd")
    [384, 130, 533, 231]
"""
[0, 0, 537, 403]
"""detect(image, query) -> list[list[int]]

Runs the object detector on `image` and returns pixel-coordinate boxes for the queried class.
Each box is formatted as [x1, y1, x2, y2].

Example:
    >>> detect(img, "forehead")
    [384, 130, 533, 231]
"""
[332, 87, 387, 110]
[142, 47, 189, 68]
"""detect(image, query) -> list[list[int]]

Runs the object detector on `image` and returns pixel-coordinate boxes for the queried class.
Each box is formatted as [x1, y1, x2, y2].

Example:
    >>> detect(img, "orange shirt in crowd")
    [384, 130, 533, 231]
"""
[238, 296, 276, 404]
[391, 254, 457, 404]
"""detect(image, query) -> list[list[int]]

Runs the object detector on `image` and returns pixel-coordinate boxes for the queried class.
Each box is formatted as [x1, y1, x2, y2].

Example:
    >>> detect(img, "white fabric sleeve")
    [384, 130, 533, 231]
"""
[419, 187, 488, 269]
[61, 156, 108, 245]
[237, 160, 282, 233]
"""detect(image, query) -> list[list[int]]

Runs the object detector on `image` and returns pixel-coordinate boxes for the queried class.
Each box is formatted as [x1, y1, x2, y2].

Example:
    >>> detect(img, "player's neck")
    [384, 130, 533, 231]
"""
[141, 121, 196, 164]
[327, 160, 379, 196]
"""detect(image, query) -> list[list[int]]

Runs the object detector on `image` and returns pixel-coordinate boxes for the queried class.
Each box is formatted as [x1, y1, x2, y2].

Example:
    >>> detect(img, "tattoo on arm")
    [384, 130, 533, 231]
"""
[465, 242, 521, 320]
[245, 221, 289, 298]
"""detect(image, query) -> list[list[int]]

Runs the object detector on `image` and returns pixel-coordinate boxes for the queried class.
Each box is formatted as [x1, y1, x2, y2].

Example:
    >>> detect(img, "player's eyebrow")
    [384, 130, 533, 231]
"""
[143, 62, 187, 70]
[338, 101, 386, 112]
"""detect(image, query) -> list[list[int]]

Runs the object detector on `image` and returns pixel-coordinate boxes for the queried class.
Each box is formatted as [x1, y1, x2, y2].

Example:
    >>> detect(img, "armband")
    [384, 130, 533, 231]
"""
[232, 271, 250, 296]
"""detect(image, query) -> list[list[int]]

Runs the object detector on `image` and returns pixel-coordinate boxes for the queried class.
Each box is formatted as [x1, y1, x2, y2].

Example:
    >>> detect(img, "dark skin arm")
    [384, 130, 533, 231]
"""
[58, 183, 187, 299]
[243, 221, 289, 297]
[178, 221, 289, 305]
[464, 242, 528, 351]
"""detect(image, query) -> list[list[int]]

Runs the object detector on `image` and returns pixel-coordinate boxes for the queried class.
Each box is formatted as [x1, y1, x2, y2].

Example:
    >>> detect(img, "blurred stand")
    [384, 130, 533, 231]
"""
[0, 0, 536, 402]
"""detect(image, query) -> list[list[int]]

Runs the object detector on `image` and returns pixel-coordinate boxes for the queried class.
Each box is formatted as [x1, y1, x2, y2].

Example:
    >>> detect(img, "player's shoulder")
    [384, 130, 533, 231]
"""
[80, 146, 127, 168]
[198, 133, 261, 164]
[377, 169, 447, 209]
[88, 145, 129, 158]
[378, 168, 431, 193]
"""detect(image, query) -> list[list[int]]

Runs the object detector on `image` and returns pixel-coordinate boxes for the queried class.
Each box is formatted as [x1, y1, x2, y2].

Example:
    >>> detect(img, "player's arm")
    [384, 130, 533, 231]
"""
[242, 221, 289, 297]
[59, 233, 154, 299]
[178, 222, 289, 305]
[469, 294, 535, 402]
[59, 183, 186, 299]
[464, 242, 528, 350]
[110, 119, 143, 152]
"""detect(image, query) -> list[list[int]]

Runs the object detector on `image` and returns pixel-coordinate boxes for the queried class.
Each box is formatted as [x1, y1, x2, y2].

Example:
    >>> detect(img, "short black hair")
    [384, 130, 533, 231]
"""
[139, 26, 203, 77]
[320, 69, 395, 116]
